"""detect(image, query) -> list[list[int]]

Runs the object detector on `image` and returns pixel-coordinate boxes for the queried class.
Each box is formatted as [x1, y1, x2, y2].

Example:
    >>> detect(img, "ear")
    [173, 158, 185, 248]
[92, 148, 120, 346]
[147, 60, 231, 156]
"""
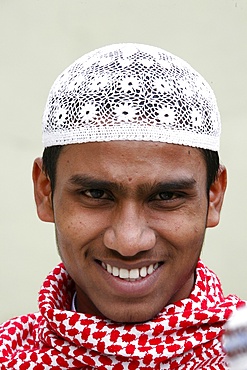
[32, 158, 54, 223]
[206, 165, 227, 228]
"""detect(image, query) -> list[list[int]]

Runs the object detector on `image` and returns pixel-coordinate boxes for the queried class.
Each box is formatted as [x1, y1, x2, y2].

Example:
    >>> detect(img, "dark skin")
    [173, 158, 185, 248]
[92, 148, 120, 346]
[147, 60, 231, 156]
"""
[33, 141, 227, 323]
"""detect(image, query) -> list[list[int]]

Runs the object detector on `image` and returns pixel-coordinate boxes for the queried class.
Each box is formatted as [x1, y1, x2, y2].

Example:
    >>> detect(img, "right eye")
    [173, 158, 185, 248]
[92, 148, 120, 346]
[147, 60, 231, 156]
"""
[83, 189, 108, 199]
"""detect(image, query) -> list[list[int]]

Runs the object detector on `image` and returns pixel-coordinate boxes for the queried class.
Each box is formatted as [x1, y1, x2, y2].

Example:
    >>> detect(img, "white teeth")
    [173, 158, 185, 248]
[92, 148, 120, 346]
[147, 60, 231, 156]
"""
[112, 266, 119, 277]
[129, 268, 139, 279]
[140, 266, 147, 277]
[102, 262, 159, 281]
[107, 264, 112, 274]
[147, 264, 154, 275]
[119, 268, 129, 279]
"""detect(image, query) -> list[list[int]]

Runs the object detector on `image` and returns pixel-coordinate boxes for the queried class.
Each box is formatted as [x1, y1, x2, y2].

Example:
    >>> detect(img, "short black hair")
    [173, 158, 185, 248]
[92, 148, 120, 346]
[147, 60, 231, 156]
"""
[42, 145, 63, 194]
[198, 148, 220, 192]
[42, 145, 219, 195]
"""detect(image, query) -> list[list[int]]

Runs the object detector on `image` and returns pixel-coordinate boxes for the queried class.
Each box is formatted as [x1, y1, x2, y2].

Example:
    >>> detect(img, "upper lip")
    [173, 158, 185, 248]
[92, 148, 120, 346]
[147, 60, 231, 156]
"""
[96, 259, 163, 270]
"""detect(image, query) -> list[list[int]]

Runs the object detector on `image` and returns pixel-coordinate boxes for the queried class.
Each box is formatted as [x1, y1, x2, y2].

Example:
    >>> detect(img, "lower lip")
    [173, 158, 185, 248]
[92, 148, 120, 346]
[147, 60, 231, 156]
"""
[97, 263, 163, 297]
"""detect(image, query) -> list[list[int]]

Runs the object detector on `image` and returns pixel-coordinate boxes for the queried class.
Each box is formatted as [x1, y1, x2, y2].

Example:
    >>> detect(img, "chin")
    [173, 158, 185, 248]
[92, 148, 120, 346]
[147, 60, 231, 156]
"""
[101, 306, 159, 324]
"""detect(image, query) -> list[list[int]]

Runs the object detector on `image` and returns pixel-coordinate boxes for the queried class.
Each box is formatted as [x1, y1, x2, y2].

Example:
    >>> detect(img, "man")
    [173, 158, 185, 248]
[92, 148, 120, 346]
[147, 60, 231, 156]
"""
[0, 43, 245, 369]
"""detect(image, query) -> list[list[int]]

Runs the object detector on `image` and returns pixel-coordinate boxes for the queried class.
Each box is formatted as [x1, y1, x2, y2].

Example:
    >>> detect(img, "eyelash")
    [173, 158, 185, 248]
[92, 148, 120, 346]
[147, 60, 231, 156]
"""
[82, 189, 113, 200]
[150, 191, 183, 201]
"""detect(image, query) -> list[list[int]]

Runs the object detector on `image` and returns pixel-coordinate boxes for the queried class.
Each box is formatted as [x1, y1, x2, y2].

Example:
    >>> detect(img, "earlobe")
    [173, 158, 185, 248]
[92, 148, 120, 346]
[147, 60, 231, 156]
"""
[206, 165, 227, 228]
[32, 158, 54, 223]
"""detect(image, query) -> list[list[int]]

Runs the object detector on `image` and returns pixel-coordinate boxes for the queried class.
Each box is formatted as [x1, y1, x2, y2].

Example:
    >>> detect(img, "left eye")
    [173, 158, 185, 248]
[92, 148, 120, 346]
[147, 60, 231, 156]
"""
[84, 189, 107, 199]
[158, 192, 175, 200]
[151, 191, 179, 201]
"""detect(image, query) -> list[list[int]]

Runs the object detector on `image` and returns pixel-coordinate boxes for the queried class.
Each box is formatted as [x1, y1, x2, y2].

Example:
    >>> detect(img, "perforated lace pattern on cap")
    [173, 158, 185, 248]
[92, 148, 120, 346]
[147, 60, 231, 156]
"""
[42, 43, 221, 150]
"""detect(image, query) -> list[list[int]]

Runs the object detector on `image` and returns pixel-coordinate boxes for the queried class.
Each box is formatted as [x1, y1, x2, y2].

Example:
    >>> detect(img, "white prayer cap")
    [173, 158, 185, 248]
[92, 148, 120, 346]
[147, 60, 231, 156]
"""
[42, 43, 220, 151]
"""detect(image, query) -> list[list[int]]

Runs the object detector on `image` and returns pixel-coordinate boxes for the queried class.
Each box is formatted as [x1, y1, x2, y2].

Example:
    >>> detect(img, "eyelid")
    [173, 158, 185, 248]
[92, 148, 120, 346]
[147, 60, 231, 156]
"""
[149, 189, 189, 202]
[150, 191, 178, 200]
[80, 188, 114, 200]
[84, 189, 108, 198]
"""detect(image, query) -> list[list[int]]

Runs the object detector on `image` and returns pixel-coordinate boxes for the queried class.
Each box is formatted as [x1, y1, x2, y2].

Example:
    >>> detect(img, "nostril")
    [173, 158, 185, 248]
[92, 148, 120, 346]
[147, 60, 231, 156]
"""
[103, 227, 156, 257]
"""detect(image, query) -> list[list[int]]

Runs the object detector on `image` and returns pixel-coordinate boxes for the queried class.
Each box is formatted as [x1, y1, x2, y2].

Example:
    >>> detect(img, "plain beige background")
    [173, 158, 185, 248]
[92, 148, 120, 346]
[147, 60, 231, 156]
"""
[0, 0, 246, 324]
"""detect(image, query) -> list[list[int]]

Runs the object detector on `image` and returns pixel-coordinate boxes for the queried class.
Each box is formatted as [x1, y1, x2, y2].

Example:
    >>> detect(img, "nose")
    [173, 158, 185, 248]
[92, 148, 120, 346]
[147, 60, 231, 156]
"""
[103, 201, 156, 256]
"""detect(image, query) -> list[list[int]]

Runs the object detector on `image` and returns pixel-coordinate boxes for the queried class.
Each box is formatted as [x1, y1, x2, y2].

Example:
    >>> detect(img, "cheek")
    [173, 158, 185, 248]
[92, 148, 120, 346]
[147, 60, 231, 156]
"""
[54, 207, 107, 257]
[154, 208, 207, 248]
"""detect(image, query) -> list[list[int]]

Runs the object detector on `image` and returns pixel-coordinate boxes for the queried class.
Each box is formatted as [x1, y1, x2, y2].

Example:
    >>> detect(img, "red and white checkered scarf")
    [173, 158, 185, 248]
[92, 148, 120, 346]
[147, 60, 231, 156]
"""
[0, 261, 245, 369]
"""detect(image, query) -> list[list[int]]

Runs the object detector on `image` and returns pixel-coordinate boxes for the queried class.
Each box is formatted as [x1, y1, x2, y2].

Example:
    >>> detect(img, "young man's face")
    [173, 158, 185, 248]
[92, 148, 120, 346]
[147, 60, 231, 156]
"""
[33, 141, 226, 323]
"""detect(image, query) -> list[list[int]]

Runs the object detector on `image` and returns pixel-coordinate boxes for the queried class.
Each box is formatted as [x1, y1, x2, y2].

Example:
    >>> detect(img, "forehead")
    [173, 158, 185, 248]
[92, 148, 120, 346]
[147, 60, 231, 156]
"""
[56, 141, 206, 184]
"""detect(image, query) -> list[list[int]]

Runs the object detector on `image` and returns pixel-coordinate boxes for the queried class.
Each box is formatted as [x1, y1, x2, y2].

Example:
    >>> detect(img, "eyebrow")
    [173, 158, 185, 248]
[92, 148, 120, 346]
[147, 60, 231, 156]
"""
[67, 175, 125, 193]
[138, 178, 197, 196]
[67, 174, 197, 195]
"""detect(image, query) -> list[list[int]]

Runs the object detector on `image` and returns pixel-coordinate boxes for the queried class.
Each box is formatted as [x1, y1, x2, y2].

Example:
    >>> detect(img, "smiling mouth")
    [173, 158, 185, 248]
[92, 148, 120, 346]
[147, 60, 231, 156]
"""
[100, 262, 161, 281]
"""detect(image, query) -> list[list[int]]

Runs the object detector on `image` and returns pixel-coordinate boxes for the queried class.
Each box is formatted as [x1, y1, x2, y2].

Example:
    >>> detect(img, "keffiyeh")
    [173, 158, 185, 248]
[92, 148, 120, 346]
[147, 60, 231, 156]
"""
[0, 261, 245, 369]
